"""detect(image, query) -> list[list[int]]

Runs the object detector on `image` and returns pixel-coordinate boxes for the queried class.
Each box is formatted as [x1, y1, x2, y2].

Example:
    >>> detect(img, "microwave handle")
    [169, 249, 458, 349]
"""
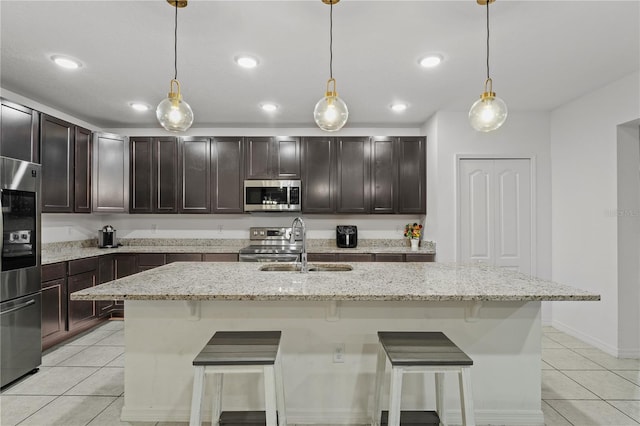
[287, 187, 291, 209]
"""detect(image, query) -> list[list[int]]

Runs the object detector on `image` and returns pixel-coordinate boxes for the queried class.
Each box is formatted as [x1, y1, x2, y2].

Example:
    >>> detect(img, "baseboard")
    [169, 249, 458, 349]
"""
[121, 406, 544, 425]
[552, 320, 640, 358]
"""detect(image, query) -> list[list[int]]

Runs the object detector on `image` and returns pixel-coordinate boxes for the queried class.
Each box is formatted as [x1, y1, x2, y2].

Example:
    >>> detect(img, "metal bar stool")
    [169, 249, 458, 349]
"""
[189, 331, 287, 426]
[371, 331, 475, 426]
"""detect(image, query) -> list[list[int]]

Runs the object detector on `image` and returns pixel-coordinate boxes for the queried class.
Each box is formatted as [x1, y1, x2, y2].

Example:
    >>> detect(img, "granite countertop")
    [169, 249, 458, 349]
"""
[70, 261, 600, 302]
[41, 239, 436, 265]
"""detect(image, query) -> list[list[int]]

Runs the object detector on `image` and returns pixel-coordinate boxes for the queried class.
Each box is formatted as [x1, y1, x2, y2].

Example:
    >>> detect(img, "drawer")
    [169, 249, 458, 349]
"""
[165, 253, 202, 263]
[42, 262, 67, 282]
[405, 253, 436, 262]
[68, 257, 99, 276]
[138, 253, 166, 266]
[203, 253, 238, 262]
[307, 253, 336, 262]
[336, 253, 374, 262]
[375, 254, 405, 262]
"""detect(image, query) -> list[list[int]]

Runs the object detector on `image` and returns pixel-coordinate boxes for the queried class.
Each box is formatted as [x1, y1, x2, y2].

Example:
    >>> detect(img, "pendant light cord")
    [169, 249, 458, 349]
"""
[174, 1, 178, 80]
[486, 0, 490, 80]
[329, 1, 333, 80]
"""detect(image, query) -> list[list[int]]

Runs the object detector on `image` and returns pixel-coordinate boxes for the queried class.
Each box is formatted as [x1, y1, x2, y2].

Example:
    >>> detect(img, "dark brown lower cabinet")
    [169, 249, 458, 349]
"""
[114, 254, 138, 278]
[137, 253, 166, 272]
[68, 271, 97, 330]
[41, 262, 68, 350]
[97, 255, 115, 317]
[308, 252, 435, 262]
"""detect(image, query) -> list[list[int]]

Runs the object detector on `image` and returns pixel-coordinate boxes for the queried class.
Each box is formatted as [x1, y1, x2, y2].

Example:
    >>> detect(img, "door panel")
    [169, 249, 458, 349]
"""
[459, 159, 531, 274]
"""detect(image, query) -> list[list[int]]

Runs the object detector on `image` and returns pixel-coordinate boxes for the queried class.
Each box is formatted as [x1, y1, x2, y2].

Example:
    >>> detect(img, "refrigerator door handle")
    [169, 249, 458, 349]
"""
[0, 298, 36, 316]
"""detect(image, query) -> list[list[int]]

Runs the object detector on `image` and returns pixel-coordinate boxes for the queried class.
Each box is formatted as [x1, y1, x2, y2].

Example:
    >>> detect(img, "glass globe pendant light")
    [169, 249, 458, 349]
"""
[469, 0, 507, 132]
[156, 0, 194, 132]
[314, 0, 348, 132]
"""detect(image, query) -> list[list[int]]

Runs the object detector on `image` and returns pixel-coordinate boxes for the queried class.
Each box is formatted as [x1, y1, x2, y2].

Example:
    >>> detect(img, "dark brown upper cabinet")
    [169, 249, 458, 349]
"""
[371, 137, 396, 214]
[397, 136, 426, 214]
[41, 115, 74, 212]
[336, 137, 371, 213]
[74, 127, 92, 213]
[302, 137, 335, 213]
[92, 132, 129, 213]
[1, 99, 39, 163]
[179, 137, 211, 213]
[130, 137, 178, 213]
[212, 137, 244, 213]
[244, 136, 300, 179]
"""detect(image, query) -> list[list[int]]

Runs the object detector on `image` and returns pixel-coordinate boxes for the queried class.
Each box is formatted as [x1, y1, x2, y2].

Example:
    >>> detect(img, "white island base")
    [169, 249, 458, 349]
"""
[121, 299, 544, 425]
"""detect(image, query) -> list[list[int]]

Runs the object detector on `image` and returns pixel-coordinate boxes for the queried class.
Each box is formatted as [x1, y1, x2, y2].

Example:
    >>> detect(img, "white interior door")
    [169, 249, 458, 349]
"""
[459, 159, 532, 274]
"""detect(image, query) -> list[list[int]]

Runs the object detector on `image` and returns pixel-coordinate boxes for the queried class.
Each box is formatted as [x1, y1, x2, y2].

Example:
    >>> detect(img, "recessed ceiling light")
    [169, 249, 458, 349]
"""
[235, 55, 259, 69]
[129, 102, 151, 112]
[260, 103, 278, 112]
[390, 103, 408, 112]
[51, 55, 82, 69]
[418, 54, 443, 68]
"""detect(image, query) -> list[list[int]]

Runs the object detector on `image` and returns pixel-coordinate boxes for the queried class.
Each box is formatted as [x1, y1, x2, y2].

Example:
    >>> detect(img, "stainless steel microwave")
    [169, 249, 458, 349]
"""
[244, 180, 301, 212]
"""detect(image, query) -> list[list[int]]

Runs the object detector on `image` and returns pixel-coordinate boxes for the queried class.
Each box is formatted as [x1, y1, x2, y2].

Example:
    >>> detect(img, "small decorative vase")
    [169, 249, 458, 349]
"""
[410, 239, 419, 251]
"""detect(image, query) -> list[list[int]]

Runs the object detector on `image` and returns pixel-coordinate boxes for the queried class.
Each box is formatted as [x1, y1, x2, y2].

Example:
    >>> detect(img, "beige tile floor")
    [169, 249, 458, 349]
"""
[1, 322, 639, 425]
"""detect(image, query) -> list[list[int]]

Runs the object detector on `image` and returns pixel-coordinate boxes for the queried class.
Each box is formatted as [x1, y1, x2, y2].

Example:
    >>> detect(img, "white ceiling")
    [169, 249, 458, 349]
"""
[1, 0, 638, 130]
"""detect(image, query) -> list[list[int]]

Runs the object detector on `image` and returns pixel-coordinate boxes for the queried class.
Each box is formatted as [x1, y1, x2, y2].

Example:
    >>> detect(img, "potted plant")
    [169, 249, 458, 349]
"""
[404, 223, 423, 251]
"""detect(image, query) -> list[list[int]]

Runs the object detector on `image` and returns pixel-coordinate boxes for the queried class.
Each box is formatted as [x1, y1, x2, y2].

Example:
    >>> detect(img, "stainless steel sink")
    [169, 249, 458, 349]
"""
[259, 263, 353, 272]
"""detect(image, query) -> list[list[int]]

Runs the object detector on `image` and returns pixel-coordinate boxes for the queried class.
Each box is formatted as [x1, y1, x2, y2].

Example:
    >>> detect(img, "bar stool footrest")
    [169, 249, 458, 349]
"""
[380, 410, 440, 425]
[219, 410, 279, 426]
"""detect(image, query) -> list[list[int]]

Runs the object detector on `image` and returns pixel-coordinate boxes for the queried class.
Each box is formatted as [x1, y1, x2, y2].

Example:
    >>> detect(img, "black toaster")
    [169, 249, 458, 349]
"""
[336, 225, 358, 248]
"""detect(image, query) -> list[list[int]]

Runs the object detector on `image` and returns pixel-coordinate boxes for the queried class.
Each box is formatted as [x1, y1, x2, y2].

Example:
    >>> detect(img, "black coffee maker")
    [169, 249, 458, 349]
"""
[98, 225, 118, 248]
[336, 225, 357, 248]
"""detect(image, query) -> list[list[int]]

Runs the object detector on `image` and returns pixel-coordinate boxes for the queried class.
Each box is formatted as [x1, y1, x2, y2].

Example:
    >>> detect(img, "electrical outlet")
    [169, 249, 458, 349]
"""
[333, 343, 345, 363]
[218, 224, 224, 234]
[151, 224, 157, 234]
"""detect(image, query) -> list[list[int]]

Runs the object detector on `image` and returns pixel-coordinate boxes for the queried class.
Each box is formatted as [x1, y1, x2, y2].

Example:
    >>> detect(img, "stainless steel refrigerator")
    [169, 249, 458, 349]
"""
[0, 156, 42, 388]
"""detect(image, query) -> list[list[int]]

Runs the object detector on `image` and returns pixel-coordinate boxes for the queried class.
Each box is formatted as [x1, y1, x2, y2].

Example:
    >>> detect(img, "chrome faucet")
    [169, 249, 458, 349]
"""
[290, 216, 308, 273]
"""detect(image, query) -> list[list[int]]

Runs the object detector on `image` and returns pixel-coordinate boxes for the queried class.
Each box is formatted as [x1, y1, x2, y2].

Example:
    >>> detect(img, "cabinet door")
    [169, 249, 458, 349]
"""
[129, 137, 153, 213]
[97, 255, 115, 317]
[336, 137, 370, 213]
[93, 132, 129, 212]
[244, 137, 272, 179]
[114, 254, 137, 279]
[274, 137, 300, 178]
[212, 137, 244, 213]
[371, 137, 396, 214]
[302, 137, 335, 213]
[41, 114, 74, 212]
[180, 137, 211, 213]
[41, 277, 67, 340]
[307, 253, 336, 262]
[405, 253, 435, 262]
[74, 127, 92, 213]
[154, 137, 178, 213]
[375, 253, 404, 262]
[166, 253, 202, 263]
[397, 137, 426, 214]
[68, 270, 96, 330]
[336, 253, 374, 262]
[1, 100, 39, 163]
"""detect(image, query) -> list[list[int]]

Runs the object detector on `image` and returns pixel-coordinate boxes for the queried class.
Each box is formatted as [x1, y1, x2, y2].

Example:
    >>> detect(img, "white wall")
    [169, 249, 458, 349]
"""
[550, 72, 640, 356]
[424, 111, 552, 281]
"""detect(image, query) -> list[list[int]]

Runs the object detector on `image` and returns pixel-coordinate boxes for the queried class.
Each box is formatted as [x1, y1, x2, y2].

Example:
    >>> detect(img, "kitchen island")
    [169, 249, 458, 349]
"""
[72, 262, 599, 425]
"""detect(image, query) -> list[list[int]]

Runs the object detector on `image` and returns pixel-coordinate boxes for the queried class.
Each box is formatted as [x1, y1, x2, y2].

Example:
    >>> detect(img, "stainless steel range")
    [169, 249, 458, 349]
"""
[239, 227, 302, 262]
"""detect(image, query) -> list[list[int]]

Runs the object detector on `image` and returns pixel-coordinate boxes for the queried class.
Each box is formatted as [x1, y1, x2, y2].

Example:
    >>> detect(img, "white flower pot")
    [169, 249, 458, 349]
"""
[410, 239, 419, 251]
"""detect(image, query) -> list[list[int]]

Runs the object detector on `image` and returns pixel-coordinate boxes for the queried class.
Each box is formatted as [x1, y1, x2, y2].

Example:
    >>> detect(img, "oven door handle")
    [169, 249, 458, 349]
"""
[0, 298, 36, 316]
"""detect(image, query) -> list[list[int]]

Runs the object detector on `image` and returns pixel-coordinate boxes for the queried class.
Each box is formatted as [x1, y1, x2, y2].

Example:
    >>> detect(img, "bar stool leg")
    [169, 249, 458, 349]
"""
[189, 366, 206, 426]
[371, 345, 387, 426]
[275, 354, 287, 426]
[458, 367, 475, 426]
[435, 372, 446, 426]
[264, 365, 278, 426]
[388, 366, 404, 426]
[210, 373, 223, 426]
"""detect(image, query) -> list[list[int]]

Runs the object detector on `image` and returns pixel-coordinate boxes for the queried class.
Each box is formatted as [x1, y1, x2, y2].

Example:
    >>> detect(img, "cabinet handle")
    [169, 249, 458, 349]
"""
[1, 299, 36, 316]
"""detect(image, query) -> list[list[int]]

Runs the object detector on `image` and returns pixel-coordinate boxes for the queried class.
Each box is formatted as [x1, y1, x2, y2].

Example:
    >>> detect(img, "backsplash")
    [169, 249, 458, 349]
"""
[42, 238, 435, 251]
